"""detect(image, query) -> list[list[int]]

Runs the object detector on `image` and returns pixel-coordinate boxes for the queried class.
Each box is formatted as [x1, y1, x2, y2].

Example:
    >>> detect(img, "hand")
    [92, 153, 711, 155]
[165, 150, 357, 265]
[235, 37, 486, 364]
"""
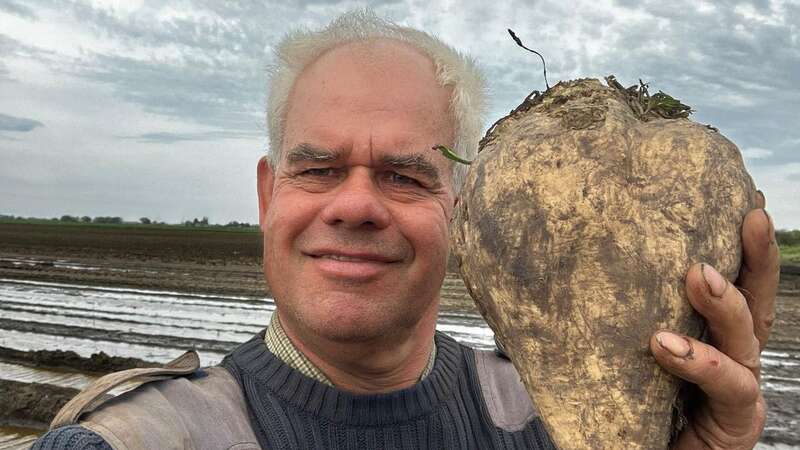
[649, 195, 780, 449]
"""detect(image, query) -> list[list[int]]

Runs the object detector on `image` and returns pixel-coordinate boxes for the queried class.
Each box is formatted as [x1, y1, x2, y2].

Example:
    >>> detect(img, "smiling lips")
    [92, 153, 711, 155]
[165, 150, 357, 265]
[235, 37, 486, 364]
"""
[306, 250, 400, 280]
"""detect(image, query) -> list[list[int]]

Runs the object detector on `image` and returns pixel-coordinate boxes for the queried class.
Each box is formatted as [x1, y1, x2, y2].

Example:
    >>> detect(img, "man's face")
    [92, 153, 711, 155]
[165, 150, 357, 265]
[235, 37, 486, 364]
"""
[259, 40, 456, 343]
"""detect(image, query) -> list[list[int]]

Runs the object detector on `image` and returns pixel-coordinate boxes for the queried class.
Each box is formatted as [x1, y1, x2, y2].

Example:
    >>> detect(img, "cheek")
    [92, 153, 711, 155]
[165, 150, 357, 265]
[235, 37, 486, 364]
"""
[399, 207, 451, 263]
[264, 191, 319, 251]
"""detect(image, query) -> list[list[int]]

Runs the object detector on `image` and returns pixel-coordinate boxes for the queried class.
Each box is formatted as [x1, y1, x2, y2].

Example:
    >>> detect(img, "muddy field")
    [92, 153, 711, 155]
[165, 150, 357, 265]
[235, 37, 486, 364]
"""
[0, 222, 797, 448]
[0, 222, 268, 298]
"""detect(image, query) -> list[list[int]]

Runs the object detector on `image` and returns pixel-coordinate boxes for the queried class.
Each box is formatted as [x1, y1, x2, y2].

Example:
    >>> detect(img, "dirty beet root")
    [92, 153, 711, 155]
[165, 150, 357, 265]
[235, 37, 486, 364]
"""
[451, 78, 757, 449]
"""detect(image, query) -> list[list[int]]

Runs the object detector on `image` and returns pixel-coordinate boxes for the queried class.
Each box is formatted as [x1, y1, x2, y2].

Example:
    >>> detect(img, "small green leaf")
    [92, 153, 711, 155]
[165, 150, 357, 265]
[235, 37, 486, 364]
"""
[433, 145, 473, 165]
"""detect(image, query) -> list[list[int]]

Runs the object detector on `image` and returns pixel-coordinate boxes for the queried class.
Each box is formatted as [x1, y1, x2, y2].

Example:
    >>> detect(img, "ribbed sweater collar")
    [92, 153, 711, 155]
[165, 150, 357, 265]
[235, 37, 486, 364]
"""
[226, 330, 465, 427]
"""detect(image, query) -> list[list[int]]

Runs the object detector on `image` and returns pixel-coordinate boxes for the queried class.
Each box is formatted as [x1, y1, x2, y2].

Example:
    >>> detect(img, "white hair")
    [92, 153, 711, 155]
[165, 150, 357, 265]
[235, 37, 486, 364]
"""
[266, 9, 487, 191]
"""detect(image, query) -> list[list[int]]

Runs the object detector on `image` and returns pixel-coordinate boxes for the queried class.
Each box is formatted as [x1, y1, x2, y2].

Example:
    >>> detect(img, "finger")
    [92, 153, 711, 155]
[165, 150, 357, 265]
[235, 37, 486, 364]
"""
[650, 332, 761, 425]
[684, 263, 761, 379]
[736, 208, 780, 351]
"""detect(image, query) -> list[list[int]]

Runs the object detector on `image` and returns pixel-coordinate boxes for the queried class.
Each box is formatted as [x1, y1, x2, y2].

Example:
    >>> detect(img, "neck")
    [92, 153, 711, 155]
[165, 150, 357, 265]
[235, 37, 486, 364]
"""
[277, 304, 438, 394]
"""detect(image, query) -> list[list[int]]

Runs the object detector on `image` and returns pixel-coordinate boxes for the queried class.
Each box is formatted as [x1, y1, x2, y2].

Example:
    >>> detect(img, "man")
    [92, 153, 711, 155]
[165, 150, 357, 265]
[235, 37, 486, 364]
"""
[33, 10, 778, 449]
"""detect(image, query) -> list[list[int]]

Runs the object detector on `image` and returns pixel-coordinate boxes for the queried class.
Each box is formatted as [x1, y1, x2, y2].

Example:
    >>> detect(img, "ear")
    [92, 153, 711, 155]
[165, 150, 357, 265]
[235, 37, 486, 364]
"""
[257, 156, 275, 232]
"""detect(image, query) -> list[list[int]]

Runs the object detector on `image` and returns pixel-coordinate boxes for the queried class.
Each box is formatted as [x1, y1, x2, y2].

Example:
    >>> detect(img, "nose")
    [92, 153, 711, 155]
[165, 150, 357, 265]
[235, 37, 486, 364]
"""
[319, 168, 391, 229]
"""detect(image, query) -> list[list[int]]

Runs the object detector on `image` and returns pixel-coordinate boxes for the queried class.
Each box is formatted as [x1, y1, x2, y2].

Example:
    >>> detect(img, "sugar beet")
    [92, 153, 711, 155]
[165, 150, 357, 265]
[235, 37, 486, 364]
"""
[451, 78, 757, 449]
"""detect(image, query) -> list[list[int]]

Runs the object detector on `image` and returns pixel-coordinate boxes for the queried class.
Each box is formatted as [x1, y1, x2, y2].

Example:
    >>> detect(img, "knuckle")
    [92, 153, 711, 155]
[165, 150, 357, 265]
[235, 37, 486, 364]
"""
[754, 395, 768, 430]
[732, 374, 762, 408]
[741, 353, 761, 376]
[761, 313, 775, 330]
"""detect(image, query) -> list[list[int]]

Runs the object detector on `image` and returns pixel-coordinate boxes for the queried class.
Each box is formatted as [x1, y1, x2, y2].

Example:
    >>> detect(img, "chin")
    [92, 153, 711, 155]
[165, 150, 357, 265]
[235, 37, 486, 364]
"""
[288, 295, 423, 344]
[312, 307, 404, 343]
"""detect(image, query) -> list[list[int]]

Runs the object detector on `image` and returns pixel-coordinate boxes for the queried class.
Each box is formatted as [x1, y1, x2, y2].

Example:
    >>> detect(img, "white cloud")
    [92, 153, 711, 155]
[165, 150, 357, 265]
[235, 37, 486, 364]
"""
[748, 163, 800, 230]
[734, 2, 786, 27]
[742, 147, 774, 160]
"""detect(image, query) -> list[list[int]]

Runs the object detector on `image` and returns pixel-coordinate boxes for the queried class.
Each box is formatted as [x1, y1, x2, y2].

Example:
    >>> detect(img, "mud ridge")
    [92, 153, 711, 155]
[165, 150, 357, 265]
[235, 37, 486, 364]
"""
[0, 380, 79, 430]
[0, 346, 158, 375]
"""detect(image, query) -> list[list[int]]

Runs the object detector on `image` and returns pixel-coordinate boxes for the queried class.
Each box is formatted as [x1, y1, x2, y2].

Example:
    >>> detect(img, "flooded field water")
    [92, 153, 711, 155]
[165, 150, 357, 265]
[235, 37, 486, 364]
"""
[0, 257, 797, 448]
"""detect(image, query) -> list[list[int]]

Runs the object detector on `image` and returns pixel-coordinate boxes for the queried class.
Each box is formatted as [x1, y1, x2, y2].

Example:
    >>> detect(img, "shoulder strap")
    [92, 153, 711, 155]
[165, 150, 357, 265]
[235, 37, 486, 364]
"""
[79, 366, 259, 450]
[50, 350, 200, 429]
[473, 348, 540, 432]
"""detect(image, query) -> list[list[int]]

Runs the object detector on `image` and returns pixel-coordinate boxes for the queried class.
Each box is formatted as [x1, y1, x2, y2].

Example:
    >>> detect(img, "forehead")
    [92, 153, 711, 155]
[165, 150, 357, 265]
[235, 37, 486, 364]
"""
[282, 39, 455, 167]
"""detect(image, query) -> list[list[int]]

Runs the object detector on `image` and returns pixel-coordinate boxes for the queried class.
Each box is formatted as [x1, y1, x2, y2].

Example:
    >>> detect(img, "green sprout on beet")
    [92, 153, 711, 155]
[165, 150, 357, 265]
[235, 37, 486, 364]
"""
[432, 145, 473, 165]
[605, 75, 693, 121]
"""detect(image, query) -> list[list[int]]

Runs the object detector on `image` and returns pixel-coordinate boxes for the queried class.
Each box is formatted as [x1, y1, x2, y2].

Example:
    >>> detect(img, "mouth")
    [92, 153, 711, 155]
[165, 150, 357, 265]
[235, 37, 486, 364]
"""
[304, 250, 400, 279]
[305, 250, 399, 264]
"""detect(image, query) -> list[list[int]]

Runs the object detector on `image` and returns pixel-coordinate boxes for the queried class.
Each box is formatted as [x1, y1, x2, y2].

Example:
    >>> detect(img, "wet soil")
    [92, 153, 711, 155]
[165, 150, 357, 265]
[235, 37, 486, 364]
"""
[762, 270, 800, 446]
[0, 318, 239, 354]
[0, 347, 159, 431]
[0, 380, 79, 429]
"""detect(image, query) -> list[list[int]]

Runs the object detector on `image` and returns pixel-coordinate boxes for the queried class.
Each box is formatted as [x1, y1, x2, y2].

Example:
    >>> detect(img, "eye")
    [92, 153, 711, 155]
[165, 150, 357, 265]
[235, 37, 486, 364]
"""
[300, 167, 336, 177]
[388, 172, 421, 186]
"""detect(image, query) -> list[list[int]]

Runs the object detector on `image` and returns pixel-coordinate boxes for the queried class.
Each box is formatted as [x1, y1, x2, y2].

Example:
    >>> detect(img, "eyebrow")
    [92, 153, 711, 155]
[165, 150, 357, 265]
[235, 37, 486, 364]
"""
[381, 153, 441, 184]
[284, 143, 340, 164]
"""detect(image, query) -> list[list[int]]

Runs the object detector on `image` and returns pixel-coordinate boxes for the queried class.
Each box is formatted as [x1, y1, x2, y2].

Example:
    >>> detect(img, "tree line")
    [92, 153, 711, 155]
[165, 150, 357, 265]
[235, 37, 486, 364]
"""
[0, 214, 256, 229]
[777, 229, 800, 247]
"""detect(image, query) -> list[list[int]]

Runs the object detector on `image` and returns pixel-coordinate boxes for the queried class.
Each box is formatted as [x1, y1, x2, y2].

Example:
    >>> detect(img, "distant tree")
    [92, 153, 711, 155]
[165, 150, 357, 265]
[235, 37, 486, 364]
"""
[93, 216, 123, 224]
[60, 215, 79, 222]
[200, 217, 209, 226]
[777, 229, 800, 246]
[139, 217, 151, 225]
[80, 216, 92, 223]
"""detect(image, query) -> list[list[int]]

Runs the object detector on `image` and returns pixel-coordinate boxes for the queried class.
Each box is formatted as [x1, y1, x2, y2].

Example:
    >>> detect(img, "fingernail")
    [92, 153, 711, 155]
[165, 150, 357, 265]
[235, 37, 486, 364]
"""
[656, 332, 693, 359]
[756, 190, 765, 207]
[762, 209, 775, 245]
[701, 263, 727, 297]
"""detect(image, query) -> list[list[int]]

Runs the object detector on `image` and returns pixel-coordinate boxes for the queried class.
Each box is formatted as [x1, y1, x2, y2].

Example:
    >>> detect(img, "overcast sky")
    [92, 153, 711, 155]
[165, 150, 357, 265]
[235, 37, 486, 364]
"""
[1, 0, 798, 228]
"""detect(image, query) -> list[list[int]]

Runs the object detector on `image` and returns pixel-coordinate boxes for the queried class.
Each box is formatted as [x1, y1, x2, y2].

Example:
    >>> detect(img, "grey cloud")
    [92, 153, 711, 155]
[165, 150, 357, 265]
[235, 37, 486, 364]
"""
[0, 1, 37, 19]
[15, 1, 307, 135]
[0, 113, 44, 132]
[0, 32, 59, 80]
[76, 52, 264, 133]
[0, 34, 21, 79]
[121, 130, 260, 144]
